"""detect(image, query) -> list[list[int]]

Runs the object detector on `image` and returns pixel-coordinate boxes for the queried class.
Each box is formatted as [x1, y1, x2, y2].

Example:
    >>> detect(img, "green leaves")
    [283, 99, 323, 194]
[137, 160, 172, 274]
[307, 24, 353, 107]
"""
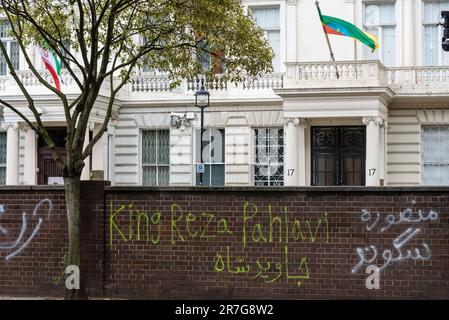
[1, 0, 273, 82]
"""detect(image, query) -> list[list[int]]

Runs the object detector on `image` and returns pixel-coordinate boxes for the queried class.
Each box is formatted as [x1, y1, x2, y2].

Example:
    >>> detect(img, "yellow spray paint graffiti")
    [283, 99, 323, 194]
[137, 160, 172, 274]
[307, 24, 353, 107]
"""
[109, 201, 330, 287]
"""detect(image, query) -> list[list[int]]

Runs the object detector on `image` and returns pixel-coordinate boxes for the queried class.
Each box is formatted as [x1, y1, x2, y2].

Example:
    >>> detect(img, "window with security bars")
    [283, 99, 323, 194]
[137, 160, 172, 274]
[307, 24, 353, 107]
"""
[254, 128, 284, 186]
[0, 132, 6, 185]
[142, 130, 170, 186]
[422, 126, 449, 185]
[0, 20, 20, 75]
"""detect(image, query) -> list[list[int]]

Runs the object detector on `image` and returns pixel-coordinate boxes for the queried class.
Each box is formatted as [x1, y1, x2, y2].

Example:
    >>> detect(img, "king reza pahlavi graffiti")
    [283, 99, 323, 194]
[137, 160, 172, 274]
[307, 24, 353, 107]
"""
[109, 202, 330, 287]
[109, 201, 438, 287]
[1, 196, 438, 288]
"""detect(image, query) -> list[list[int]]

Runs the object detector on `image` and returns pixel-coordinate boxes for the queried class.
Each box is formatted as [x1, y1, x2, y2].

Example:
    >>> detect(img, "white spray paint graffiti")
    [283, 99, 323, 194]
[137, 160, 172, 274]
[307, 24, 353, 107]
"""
[0, 199, 53, 260]
[352, 207, 437, 274]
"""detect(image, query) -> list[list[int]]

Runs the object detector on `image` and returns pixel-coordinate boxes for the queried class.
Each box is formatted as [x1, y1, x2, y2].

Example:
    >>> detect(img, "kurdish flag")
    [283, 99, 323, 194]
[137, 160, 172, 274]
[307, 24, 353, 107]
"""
[39, 46, 62, 91]
[317, 3, 379, 52]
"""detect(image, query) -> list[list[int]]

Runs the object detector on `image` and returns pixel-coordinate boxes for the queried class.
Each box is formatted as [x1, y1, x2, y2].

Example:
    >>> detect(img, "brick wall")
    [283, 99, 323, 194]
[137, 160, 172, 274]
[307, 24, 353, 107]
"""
[105, 187, 449, 299]
[0, 187, 67, 295]
[0, 182, 105, 296]
[1, 184, 449, 299]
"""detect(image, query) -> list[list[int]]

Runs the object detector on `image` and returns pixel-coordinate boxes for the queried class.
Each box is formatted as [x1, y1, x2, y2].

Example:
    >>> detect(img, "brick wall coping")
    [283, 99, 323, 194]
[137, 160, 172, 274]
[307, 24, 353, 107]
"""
[0, 185, 65, 191]
[105, 186, 449, 192]
[1, 185, 449, 192]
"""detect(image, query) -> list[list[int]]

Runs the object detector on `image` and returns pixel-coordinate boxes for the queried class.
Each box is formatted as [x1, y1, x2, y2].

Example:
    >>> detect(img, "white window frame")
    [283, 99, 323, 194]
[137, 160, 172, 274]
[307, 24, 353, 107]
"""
[0, 19, 20, 75]
[194, 128, 225, 186]
[421, 0, 449, 66]
[421, 125, 449, 185]
[245, 2, 285, 73]
[362, 1, 397, 66]
[140, 129, 170, 186]
[252, 127, 284, 187]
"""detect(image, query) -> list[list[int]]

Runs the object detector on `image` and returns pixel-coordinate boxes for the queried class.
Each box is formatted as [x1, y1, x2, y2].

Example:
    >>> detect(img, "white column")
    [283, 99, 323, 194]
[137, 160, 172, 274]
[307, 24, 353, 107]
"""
[297, 118, 308, 186]
[284, 118, 299, 186]
[23, 126, 37, 185]
[363, 117, 383, 186]
[225, 121, 251, 186]
[379, 120, 386, 186]
[81, 126, 90, 180]
[92, 125, 104, 172]
[5, 123, 19, 185]
[403, 0, 415, 66]
[286, 0, 297, 63]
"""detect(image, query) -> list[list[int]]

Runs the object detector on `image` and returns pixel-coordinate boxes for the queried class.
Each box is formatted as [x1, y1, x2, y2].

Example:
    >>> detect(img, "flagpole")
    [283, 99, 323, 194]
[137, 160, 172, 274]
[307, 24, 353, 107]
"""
[315, 1, 339, 79]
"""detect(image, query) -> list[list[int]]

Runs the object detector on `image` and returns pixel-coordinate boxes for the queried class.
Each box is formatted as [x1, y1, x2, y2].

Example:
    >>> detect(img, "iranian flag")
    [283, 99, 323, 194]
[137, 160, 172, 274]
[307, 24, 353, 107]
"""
[39, 47, 62, 91]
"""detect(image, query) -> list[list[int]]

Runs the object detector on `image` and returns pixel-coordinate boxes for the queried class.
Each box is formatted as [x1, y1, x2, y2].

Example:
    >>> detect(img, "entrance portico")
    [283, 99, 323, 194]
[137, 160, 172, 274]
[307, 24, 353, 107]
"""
[277, 84, 393, 187]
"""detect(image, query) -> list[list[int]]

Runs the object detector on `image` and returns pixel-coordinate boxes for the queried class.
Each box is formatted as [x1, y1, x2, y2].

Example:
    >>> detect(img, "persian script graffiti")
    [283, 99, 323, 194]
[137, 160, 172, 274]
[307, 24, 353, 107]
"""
[352, 208, 437, 274]
[109, 201, 330, 287]
[0, 199, 53, 261]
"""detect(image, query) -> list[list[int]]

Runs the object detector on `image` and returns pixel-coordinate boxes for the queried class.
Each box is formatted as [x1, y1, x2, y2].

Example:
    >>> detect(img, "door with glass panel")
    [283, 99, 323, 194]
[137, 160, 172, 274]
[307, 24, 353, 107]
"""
[311, 126, 365, 186]
[141, 130, 170, 186]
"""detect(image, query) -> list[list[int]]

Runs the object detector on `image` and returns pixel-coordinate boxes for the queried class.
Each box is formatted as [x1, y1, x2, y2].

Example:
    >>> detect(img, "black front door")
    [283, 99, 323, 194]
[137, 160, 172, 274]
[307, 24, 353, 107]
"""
[311, 126, 365, 186]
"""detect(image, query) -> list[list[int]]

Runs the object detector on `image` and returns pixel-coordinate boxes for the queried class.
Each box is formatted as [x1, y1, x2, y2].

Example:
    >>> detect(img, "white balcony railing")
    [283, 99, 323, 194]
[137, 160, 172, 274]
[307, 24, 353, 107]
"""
[2, 62, 449, 98]
[284, 60, 389, 88]
[388, 66, 449, 85]
[130, 72, 284, 94]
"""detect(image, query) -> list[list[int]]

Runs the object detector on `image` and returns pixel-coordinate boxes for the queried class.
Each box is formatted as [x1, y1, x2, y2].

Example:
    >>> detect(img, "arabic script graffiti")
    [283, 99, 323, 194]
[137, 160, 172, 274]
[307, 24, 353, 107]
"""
[352, 208, 437, 274]
[0, 199, 53, 261]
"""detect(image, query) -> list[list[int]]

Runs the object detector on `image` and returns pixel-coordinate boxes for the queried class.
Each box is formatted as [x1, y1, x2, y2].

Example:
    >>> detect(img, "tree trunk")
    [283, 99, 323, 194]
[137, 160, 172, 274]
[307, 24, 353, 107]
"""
[64, 175, 87, 299]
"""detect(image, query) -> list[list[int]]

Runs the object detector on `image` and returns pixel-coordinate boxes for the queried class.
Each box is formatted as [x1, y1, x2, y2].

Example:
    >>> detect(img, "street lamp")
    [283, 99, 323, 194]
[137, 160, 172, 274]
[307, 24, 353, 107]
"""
[195, 79, 210, 186]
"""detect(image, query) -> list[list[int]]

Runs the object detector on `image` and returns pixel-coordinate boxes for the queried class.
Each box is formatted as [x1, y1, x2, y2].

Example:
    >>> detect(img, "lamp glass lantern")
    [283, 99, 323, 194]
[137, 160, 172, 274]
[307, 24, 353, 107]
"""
[195, 85, 210, 108]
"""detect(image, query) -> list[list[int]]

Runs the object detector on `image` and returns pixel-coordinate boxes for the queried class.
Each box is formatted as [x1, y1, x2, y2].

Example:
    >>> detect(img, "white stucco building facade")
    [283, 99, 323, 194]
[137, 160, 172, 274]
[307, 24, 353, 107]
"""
[1, 0, 449, 187]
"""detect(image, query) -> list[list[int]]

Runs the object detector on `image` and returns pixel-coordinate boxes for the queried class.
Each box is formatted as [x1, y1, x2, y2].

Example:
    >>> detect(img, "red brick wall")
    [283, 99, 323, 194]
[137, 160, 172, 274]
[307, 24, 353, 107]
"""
[0, 182, 105, 296]
[105, 188, 449, 299]
[1, 185, 449, 299]
[0, 187, 67, 295]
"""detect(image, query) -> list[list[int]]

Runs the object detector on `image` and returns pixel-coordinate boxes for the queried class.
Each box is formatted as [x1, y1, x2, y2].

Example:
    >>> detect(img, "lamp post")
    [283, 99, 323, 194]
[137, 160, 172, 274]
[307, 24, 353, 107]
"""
[195, 79, 210, 186]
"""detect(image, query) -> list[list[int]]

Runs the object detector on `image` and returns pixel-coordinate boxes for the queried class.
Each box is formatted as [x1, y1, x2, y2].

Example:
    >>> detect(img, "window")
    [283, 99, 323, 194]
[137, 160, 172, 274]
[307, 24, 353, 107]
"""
[0, 131, 5, 185]
[60, 41, 71, 70]
[196, 40, 225, 74]
[140, 36, 155, 73]
[311, 127, 366, 186]
[422, 126, 449, 185]
[423, 0, 449, 65]
[363, 2, 396, 66]
[254, 128, 284, 186]
[249, 6, 281, 72]
[0, 20, 20, 75]
[196, 128, 225, 186]
[142, 130, 170, 186]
